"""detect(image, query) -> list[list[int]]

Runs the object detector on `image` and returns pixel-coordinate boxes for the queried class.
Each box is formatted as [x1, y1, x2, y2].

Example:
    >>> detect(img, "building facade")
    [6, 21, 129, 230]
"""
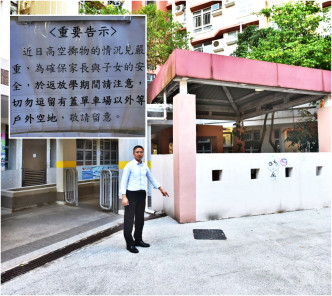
[146, 0, 331, 155]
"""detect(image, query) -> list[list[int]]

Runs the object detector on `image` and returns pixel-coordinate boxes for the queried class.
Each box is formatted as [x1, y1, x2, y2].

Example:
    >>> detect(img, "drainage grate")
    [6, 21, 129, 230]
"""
[1, 214, 166, 284]
[193, 229, 227, 240]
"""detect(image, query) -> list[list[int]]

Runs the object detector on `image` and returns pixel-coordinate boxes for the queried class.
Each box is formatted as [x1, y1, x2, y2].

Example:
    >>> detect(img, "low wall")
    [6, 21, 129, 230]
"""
[1, 184, 57, 211]
[78, 180, 100, 200]
[151, 153, 331, 222]
[151, 154, 174, 218]
[1, 181, 100, 211]
[196, 153, 331, 221]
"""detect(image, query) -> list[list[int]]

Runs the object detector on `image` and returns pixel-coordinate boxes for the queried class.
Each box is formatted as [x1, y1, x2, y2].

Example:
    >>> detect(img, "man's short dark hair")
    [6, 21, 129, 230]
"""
[133, 145, 144, 152]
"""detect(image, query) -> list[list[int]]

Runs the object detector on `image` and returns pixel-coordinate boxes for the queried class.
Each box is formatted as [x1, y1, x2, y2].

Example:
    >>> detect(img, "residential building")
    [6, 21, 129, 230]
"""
[10, 0, 18, 14]
[146, 0, 331, 155]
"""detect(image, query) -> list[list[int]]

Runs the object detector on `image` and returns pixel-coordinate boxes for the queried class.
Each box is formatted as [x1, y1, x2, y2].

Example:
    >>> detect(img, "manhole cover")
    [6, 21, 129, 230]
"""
[193, 229, 227, 240]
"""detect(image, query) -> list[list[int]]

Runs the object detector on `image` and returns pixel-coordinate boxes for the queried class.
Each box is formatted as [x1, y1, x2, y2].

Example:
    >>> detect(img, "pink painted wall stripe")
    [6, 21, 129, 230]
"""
[148, 49, 331, 103]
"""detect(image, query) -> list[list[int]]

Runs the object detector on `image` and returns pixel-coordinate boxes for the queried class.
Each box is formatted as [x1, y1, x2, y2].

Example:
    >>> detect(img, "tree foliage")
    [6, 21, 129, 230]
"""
[232, 1, 331, 70]
[135, 4, 191, 69]
[79, 2, 191, 69]
[284, 109, 319, 152]
[79, 1, 129, 15]
[232, 1, 329, 152]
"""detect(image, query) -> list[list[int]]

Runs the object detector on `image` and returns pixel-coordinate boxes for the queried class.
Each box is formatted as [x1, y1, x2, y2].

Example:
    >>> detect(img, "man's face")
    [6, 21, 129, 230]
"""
[133, 148, 144, 163]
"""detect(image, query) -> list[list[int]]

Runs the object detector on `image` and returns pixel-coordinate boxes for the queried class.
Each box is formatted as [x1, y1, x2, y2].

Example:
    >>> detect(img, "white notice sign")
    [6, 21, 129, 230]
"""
[10, 16, 146, 137]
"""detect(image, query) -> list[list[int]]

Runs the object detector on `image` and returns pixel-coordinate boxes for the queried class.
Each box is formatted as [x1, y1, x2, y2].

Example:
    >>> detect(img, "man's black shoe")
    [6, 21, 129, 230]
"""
[135, 240, 150, 248]
[127, 245, 139, 253]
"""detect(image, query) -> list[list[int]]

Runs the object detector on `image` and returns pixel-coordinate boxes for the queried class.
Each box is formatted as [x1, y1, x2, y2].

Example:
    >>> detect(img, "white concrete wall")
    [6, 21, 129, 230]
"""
[196, 153, 331, 221]
[47, 168, 56, 184]
[1, 170, 22, 189]
[150, 153, 331, 222]
[151, 154, 174, 218]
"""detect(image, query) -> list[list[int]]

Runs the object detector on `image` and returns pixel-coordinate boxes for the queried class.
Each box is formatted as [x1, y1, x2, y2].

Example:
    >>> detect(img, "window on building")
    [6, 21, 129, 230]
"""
[50, 139, 57, 168]
[193, 42, 213, 53]
[244, 130, 261, 152]
[146, 0, 155, 5]
[100, 139, 118, 165]
[226, 30, 238, 45]
[193, 7, 212, 33]
[227, 31, 237, 40]
[211, 3, 221, 11]
[237, 0, 254, 15]
[193, 44, 203, 52]
[147, 73, 156, 84]
[76, 139, 97, 166]
[223, 133, 232, 146]
[197, 138, 212, 153]
[253, 131, 260, 141]
[108, 1, 122, 6]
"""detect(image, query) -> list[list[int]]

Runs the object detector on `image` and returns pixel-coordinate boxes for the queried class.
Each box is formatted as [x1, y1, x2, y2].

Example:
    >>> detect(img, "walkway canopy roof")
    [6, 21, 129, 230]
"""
[148, 49, 331, 121]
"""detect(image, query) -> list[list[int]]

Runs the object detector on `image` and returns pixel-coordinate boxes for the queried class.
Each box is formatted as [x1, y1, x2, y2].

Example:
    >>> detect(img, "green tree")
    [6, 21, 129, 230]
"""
[285, 108, 319, 152]
[232, 1, 330, 152]
[135, 4, 191, 69]
[79, 1, 129, 15]
[232, 1, 331, 70]
[79, 2, 191, 69]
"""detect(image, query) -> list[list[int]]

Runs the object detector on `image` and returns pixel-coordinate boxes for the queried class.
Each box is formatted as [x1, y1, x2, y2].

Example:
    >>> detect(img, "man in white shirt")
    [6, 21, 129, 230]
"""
[120, 145, 169, 253]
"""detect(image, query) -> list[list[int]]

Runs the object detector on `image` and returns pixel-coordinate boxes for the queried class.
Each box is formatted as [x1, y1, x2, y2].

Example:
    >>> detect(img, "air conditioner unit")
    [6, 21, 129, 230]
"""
[225, 0, 235, 8]
[212, 39, 224, 52]
[175, 4, 184, 15]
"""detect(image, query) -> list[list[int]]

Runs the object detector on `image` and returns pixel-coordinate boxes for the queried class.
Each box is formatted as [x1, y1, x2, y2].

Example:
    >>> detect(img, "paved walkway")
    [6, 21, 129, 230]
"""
[1, 199, 124, 271]
[2, 207, 330, 295]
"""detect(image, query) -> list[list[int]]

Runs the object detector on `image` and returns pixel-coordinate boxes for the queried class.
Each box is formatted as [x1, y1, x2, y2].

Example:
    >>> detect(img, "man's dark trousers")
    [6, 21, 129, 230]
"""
[124, 190, 146, 247]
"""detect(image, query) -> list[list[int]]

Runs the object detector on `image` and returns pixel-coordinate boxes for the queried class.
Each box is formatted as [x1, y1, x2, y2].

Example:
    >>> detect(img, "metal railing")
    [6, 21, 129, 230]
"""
[64, 168, 78, 206]
[100, 169, 119, 213]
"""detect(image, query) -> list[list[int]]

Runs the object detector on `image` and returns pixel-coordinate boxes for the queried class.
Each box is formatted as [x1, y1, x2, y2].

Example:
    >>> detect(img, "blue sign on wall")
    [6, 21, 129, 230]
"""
[81, 165, 118, 180]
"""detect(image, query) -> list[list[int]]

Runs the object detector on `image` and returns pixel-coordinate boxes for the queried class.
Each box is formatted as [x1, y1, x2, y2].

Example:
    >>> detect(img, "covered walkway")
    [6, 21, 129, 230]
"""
[148, 49, 331, 223]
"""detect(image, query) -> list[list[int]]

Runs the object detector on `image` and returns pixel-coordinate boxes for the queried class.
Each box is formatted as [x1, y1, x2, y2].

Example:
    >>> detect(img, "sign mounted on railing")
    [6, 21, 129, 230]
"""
[10, 16, 146, 137]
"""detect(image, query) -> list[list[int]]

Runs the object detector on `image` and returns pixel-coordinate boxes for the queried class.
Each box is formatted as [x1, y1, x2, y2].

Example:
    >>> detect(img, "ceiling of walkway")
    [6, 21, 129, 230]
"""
[148, 50, 330, 121]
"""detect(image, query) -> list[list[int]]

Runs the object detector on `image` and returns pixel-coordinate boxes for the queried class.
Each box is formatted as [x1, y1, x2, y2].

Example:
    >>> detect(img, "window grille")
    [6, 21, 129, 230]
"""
[100, 139, 118, 165]
[193, 8, 212, 33]
[76, 139, 97, 166]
